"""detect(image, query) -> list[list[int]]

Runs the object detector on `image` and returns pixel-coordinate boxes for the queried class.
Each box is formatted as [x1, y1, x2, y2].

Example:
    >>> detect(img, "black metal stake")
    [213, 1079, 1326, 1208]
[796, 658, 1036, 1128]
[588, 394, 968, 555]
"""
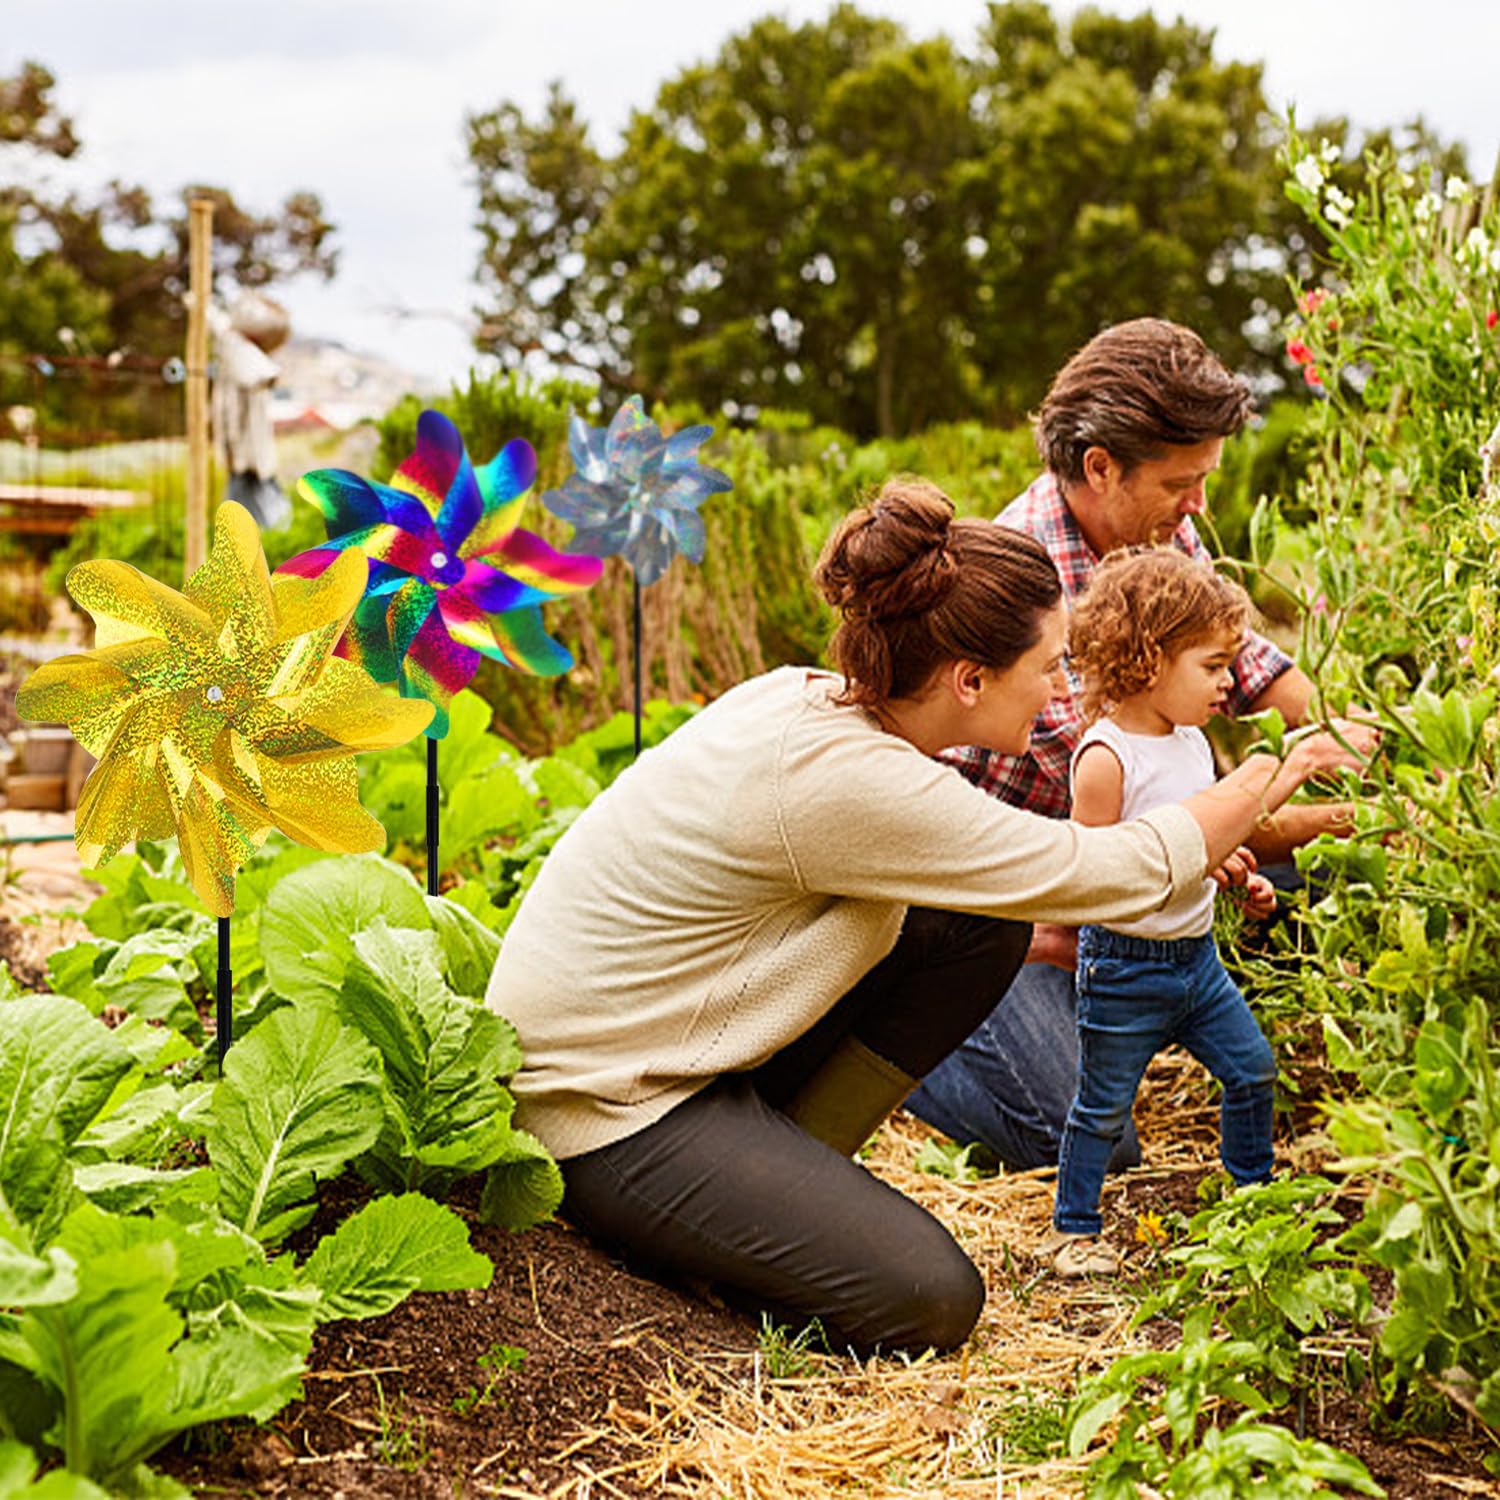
[633, 573, 643, 759]
[426, 734, 440, 896]
[215, 913, 232, 1067]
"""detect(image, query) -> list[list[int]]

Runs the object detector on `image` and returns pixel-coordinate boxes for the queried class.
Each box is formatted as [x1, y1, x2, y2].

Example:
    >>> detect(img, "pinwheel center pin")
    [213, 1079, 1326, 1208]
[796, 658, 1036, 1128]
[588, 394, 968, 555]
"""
[206, 685, 224, 704]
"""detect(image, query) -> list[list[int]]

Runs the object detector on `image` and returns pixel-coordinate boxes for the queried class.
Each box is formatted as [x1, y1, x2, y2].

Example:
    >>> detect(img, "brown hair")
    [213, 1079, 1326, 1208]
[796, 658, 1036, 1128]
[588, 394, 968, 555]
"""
[1036, 318, 1254, 484]
[815, 477, 1061, 710]
[1070, 548, 1252, 722]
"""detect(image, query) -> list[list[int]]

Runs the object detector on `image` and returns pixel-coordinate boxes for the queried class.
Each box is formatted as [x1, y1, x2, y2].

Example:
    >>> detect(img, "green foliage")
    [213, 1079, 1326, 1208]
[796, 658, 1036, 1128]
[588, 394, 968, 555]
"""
[0, 801, 579, 1494]
[1067, 1308, 1384, 1498]
[299, 1193, 492, 1322]
[756, 1315, 829, 1380]
[205, 1003, 385, 1244]
[912, 1137, 996, 1183]
[0, 60, 334, 375]
[334, 921, 531, 1197]
[464, 6, 1462, 437]
[259, 855, 429, 1006]
[451, 1341, 526, 1418]
[0, 995, 134, 1240]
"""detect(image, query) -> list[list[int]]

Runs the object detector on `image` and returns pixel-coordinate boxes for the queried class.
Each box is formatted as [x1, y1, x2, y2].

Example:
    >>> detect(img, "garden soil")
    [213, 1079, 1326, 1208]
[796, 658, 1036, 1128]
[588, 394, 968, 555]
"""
[2, 853, 1495, 1498]
[159, 1090, 1500, 1500]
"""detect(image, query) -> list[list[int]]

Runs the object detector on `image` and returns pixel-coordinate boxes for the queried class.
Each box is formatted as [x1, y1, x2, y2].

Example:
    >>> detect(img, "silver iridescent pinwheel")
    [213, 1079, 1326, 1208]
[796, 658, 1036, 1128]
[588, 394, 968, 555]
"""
[540, 396, 733, 586]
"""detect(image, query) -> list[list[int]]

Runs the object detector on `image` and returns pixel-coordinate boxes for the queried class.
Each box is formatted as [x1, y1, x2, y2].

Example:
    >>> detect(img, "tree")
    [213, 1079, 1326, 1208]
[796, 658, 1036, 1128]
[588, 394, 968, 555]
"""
[968, 4, 1283, 416]
[0, 61, 338, 363]
[466, 82, 618, 379]
[467, 4, 1469, 437]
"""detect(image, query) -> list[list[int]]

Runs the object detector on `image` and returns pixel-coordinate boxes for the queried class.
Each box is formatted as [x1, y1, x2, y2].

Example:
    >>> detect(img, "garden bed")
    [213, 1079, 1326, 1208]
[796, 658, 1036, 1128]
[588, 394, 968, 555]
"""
[142, 1077, 1497, 1500]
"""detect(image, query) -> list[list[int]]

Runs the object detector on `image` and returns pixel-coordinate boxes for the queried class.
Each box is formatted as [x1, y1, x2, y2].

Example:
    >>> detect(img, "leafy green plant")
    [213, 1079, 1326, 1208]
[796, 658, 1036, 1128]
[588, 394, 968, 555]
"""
[1067, 1307, 1384, 1498]
[371, 1376, 429, 1472]
[451, 1341, 526, 1417]
[1137, 1178, 1371, 1390]
[912, 1137, 995, 1183]
[991, 1386, 1068, 1463]
[756, 1315, 828, 1380]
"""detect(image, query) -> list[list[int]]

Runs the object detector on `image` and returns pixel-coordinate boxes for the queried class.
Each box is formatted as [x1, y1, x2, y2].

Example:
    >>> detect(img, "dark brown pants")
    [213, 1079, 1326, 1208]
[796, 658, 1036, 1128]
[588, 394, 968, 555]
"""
[560, 909, 1031, 1354]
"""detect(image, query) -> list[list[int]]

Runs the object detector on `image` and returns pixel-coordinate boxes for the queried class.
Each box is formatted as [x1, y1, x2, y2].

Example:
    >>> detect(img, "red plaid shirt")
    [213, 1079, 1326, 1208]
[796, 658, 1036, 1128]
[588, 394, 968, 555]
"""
[939, 472, 1294, 818]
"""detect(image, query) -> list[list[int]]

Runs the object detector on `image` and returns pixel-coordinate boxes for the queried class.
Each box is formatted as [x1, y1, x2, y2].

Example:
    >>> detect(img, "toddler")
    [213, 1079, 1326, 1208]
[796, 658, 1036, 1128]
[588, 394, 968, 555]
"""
[1045, 548, 1278, 1276]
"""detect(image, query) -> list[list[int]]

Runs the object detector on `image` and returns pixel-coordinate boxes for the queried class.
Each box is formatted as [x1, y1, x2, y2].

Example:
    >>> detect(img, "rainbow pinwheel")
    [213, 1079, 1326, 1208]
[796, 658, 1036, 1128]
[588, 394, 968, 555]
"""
[16, 502, 434, 916]
[541, 396, 733, 586]
[279, 410, 601, 737]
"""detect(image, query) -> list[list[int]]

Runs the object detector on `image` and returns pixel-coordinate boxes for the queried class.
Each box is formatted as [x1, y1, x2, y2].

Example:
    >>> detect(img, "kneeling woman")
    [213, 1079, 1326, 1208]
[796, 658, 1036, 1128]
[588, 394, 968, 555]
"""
[485, 479, 1369, 1355]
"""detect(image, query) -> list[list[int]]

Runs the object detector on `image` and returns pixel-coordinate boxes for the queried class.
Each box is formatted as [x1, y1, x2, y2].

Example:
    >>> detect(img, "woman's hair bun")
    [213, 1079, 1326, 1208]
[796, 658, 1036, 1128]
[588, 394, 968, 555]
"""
[815, 478, 958, 620]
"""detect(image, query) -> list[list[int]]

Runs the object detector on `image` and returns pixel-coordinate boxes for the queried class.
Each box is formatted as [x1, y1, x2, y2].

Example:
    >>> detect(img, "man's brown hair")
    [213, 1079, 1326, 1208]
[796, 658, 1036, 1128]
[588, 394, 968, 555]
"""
[1035, 318, 1255, 484]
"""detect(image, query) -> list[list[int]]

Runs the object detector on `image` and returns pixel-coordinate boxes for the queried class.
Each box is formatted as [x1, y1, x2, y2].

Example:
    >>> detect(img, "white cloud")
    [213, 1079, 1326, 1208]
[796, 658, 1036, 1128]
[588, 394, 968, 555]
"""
[6, 0, 1499, 387]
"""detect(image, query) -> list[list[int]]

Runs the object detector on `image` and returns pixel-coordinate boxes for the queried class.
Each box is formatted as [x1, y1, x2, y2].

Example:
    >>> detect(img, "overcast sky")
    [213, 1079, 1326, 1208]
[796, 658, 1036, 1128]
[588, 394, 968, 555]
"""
[9, 0, 1499, 388]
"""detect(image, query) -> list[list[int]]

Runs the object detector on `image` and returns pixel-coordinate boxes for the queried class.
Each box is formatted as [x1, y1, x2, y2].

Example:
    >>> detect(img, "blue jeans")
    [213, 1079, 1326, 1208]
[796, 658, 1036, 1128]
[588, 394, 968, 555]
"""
[1053, 927, 1276, 1235]
[907, 960, 1141, 1174]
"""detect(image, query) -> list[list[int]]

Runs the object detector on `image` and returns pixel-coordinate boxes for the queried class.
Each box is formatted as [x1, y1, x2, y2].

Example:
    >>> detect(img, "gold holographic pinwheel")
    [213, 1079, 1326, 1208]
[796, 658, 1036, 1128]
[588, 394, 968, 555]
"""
[16, 501, 434, 916]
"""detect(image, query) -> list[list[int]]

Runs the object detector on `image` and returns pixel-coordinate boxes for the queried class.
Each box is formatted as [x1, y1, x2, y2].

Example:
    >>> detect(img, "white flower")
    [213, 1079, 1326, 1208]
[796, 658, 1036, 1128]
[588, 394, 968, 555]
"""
[1413, 192, 1439, 226]
[1319, 140, 1343, 165]
[1445, 174, 1470, 202]
[1464, 226, 1491, 264]
[1324, 186, 1355, 228]
[1294, 157, 1325, 193]
[1490, 246, 1500, 273]
[1398, 171, 1415, 190]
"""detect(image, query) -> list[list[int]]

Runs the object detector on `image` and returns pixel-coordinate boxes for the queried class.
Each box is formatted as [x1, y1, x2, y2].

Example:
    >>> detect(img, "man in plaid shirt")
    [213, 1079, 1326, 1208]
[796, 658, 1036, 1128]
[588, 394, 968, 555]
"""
[907, 319, 1341, 1175]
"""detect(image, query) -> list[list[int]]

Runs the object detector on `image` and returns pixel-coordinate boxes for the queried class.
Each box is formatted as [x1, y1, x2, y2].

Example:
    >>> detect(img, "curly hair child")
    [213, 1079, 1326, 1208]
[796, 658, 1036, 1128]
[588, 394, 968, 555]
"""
[1043, 548, 1281, 1276]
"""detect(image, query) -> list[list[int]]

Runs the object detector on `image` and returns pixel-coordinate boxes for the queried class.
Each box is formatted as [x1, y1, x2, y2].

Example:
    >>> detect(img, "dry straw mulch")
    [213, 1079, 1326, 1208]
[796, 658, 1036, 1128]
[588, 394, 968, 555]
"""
[524, 1052, 1256, 1500]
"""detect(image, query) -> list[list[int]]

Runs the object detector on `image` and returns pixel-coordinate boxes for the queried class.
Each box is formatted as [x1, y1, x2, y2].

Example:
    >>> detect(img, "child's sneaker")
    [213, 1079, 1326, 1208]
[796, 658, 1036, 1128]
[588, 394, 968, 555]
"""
[1038, 1227, 1119, 1277]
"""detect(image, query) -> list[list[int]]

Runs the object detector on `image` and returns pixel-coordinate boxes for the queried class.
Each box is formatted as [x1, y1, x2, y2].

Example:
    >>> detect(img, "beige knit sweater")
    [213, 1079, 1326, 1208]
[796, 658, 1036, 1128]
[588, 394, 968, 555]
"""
[486, 668, 1207, 1159]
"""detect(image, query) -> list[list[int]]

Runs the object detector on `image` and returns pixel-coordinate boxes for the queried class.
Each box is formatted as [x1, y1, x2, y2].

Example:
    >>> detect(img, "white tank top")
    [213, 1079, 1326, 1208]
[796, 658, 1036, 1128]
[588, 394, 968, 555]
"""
[1072, 718, 1217, 939]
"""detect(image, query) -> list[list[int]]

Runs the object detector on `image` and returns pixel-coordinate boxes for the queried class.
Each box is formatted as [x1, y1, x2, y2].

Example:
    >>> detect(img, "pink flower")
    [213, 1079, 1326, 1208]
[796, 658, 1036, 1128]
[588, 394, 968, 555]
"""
[1285, 338, 1312, 365]
[1303, 363, 1324, 388]
[1311, 594, 1329, 617]
[1299, 288, 1328, 316]
[1487, 309, 1498, 330]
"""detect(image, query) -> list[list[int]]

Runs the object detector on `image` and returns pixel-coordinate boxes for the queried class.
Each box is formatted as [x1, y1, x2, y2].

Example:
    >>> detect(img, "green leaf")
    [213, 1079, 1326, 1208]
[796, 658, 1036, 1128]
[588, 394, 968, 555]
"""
[337, 923, 523, 1193]
[206, 1004, 385, 1243]
[360, 759, 426, 846]
[441, 879, 505, 934]
[300, 1193, 492, 1321]
[13, 1207, 308, 1485]
[524, 756, 601, 811]
[152, 1320, 307, 1437]
[1241, 706, 1287, 757]
[260, 854, 430, 1005]
[0, 1442, 112, 1498]
[43, 943, 111, 1015]
[0, 1227, 77, 1307]
[1067, 1388, 1131, 1457]
[0, 996, 134, 1239]
[70, 1164, 217, 1216]
[442, 762, 534, 860]
[231, 843, 330, 915]
[15, 1205, 181, 1482]
[74, 1082, 204, 1166]
[437, 689, 513, 791]
[1412, 1022, 1467, 1123]
[423, 895, 502, 999]
[479, 1126, 564, 1231]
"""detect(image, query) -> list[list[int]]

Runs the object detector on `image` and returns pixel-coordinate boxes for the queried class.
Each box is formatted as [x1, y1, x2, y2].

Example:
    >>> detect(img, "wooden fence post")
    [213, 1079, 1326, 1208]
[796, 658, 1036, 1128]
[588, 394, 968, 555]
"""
[185, 197, 215, 579]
